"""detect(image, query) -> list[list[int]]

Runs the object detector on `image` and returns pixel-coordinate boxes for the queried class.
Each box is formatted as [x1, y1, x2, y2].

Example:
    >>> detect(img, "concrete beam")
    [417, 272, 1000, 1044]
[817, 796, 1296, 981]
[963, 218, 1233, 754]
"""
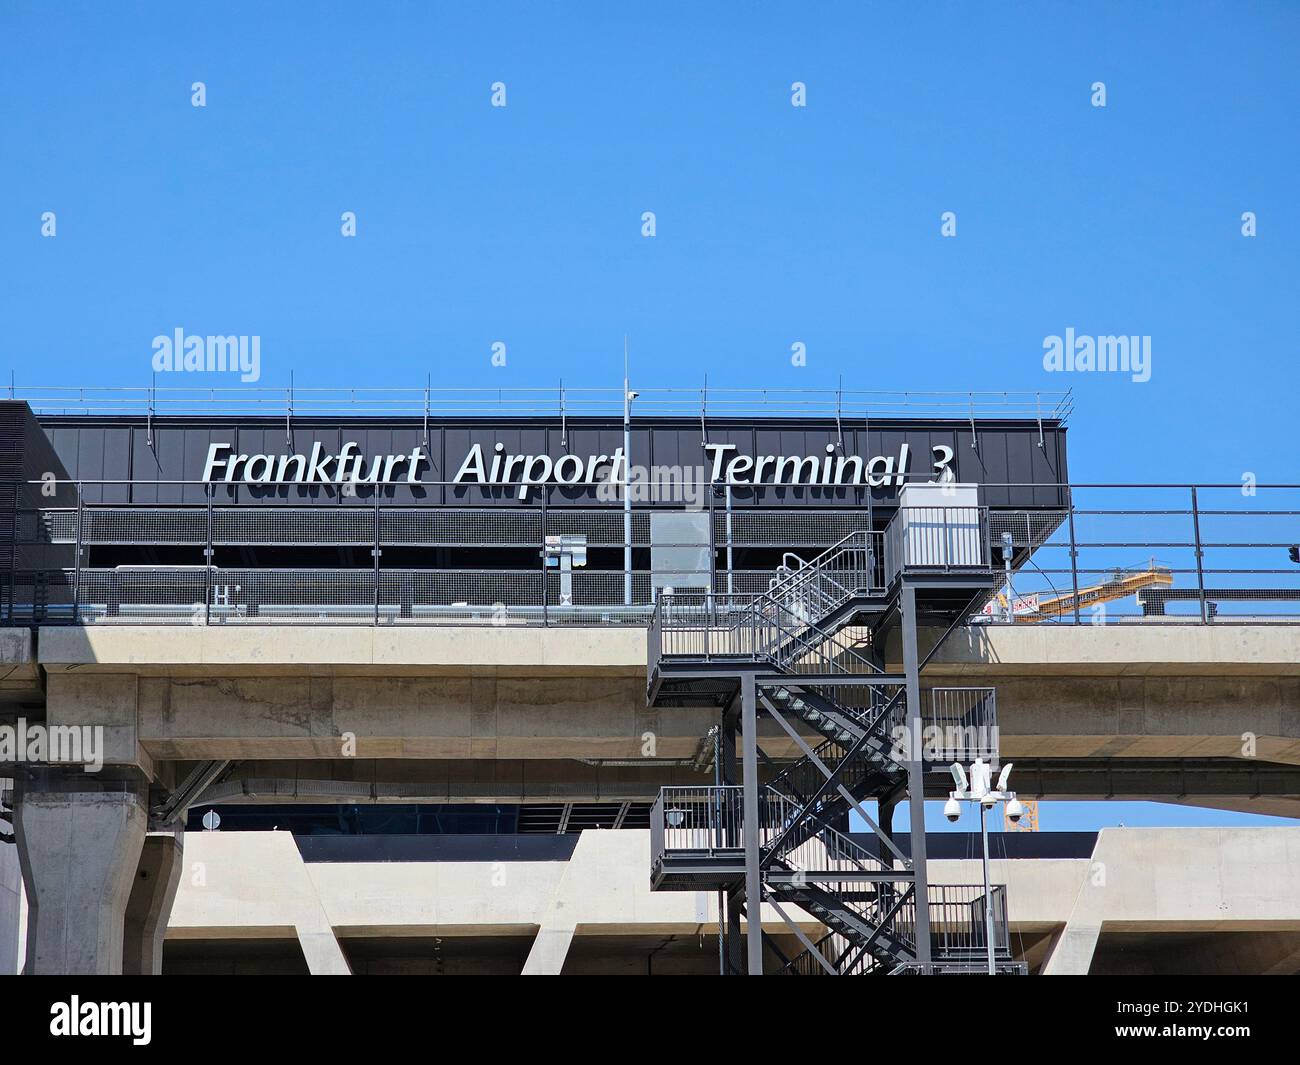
[915, 623, 1300, 678]
[37, 624, 646, 677]
[0, 629, 41, 707]
[194, 758, 713, 805]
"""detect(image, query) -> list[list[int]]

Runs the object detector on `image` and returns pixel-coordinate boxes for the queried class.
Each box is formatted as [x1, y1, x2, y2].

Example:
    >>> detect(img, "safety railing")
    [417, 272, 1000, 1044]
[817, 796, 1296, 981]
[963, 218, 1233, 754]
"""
[922, 688, 1000, 765]
[884, 505, 993, 584]
[765, 686, 907, 791]
[651, 785, 746, 859]
[781, 882, 1012, 975]
[765, 530, 887, 615]
[924, 884, 1012, 961]
[972, 486, 1300, 625]
[4, 481, 1300, 626]
[650, 784, 898, 876]
[11, 383, 1074, 421]
[649, 591, 882, 675]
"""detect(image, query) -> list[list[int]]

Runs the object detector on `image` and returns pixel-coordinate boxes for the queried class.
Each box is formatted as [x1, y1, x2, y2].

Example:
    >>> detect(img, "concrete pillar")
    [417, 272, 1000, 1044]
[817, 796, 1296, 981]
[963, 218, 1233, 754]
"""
[0, 839, 21, 976]
[15, 770, 148, 975]
[899, 585, 932, 969]
[122, 828, 183, 975]
[295, 924, 352, 975]
[522, 924, 576, 975]
[1, 777, 22, 975]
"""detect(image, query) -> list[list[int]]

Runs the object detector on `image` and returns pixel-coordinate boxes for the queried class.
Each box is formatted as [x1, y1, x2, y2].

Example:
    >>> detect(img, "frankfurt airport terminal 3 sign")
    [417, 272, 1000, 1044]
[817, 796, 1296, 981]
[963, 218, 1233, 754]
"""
[37, 415, 1068, 509]
[199, 440, 955, 495]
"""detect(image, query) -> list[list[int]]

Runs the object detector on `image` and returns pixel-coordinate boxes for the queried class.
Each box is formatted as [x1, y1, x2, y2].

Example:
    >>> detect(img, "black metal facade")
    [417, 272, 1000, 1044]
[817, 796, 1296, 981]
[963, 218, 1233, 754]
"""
[35, 413, 1068, 508]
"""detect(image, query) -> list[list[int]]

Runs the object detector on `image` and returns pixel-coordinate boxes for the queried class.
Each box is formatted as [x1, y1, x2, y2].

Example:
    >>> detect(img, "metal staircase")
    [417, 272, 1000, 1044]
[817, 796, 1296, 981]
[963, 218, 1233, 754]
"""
[647, 502, 1022, 974]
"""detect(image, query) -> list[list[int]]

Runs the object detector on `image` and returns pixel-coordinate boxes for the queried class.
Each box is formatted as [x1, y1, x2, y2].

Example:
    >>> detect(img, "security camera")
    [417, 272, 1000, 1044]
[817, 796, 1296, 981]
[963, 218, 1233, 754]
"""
[944, 796, 962, 823]
[1000, 531, 1015, 561]
[996, 763, 1014, 793]
[1006, 797, 1024, 824]
[949, 763, 968, 793]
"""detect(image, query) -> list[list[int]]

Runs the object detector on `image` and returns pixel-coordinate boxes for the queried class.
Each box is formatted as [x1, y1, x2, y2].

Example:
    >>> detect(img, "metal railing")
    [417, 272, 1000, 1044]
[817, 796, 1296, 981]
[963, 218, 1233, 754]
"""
[651, 785, 745, 859]
[884, 505, 993, 583]
[922, 688, 999, 765]
[923, 884, 1012, 961]
[4, 480, 1300, 626]
[650, 784, 898, 876]
[765, 530, 887, 614]
[648, 591, 882, 675]
[10, 383, 1074, 422]
[781, 882, 1012, 975]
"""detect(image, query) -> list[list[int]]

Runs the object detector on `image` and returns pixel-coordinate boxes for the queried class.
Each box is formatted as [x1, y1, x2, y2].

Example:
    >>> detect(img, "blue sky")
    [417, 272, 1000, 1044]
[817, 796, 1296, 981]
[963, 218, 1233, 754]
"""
[1, 2, 1297, 830]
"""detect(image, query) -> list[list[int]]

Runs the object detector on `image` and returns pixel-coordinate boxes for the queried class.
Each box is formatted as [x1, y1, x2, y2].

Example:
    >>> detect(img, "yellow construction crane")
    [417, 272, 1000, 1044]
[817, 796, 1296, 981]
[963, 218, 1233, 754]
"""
[989, 561, 1174, 622]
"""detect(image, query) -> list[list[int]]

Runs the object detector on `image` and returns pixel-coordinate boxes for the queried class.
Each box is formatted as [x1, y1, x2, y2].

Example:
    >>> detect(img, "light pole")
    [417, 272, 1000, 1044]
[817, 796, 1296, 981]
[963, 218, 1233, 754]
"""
[944, 758, 1022, 975]
[623, 375, 638, 606]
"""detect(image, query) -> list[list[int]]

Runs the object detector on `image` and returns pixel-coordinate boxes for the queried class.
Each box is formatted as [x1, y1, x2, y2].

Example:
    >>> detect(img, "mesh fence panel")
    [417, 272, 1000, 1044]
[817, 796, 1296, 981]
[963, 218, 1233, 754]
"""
[6, 483, 1300, 625]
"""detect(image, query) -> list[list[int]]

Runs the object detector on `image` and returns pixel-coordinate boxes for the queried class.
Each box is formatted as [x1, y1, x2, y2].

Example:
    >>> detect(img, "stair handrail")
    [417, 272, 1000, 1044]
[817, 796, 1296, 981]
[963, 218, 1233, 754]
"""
[748, 593, 883, 676]
[765, 792, 901, 876]
[765, 529, 881, 610]
[766, 689, 904, 796]
[761, 690, 909, 865]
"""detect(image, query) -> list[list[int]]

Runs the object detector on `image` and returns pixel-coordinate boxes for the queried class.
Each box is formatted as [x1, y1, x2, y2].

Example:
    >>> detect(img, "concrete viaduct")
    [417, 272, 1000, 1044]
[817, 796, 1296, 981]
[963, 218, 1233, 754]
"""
[3, 620, 1300, 973]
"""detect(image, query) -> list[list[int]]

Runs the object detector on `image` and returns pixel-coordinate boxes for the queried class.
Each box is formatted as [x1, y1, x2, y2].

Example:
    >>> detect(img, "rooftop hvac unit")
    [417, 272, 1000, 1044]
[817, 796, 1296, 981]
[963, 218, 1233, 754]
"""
[892, 482, 984, 572]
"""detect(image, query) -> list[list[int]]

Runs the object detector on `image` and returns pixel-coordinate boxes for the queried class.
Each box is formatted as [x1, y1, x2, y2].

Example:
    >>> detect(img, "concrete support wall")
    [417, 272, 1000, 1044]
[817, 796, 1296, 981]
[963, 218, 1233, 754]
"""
[0, 839, 22, 975]
[122, 829, 184, 975]
[1040, 826, 1300, 975]
[163, 827, 1300, 976]
[15, 774, 148, 974]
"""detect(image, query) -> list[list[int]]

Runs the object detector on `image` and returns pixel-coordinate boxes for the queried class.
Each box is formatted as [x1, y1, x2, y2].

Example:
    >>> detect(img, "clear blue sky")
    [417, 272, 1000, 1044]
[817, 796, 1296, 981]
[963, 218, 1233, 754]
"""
[2, 2, 1297, 830]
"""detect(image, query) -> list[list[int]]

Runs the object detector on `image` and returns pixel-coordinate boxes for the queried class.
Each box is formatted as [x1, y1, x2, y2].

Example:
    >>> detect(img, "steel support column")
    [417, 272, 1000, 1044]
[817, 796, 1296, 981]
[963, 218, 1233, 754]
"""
[740, 672, 763, 975]
[900, 584, 932, 969]
[726, 887, 743, 975]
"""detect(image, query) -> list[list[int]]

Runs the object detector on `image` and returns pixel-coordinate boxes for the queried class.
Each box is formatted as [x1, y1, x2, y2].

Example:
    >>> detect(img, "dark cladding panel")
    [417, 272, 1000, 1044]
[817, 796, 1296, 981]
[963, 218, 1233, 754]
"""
[128, 426, 166, 504]
[31, 414, 1069, 510]
[1032, 428, 1068, 508]
[232, 423, 343, 505]
[703, 425, 757, 507]
[1000, 428, 1036, 510]
[646, 422, 682, 473]
[46, 426, 97, 502]
[388, 425, 433, 505]
[100, 426, 133, 503]
[975, 428, 1013, 509]
[442, 423, 472, 508]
